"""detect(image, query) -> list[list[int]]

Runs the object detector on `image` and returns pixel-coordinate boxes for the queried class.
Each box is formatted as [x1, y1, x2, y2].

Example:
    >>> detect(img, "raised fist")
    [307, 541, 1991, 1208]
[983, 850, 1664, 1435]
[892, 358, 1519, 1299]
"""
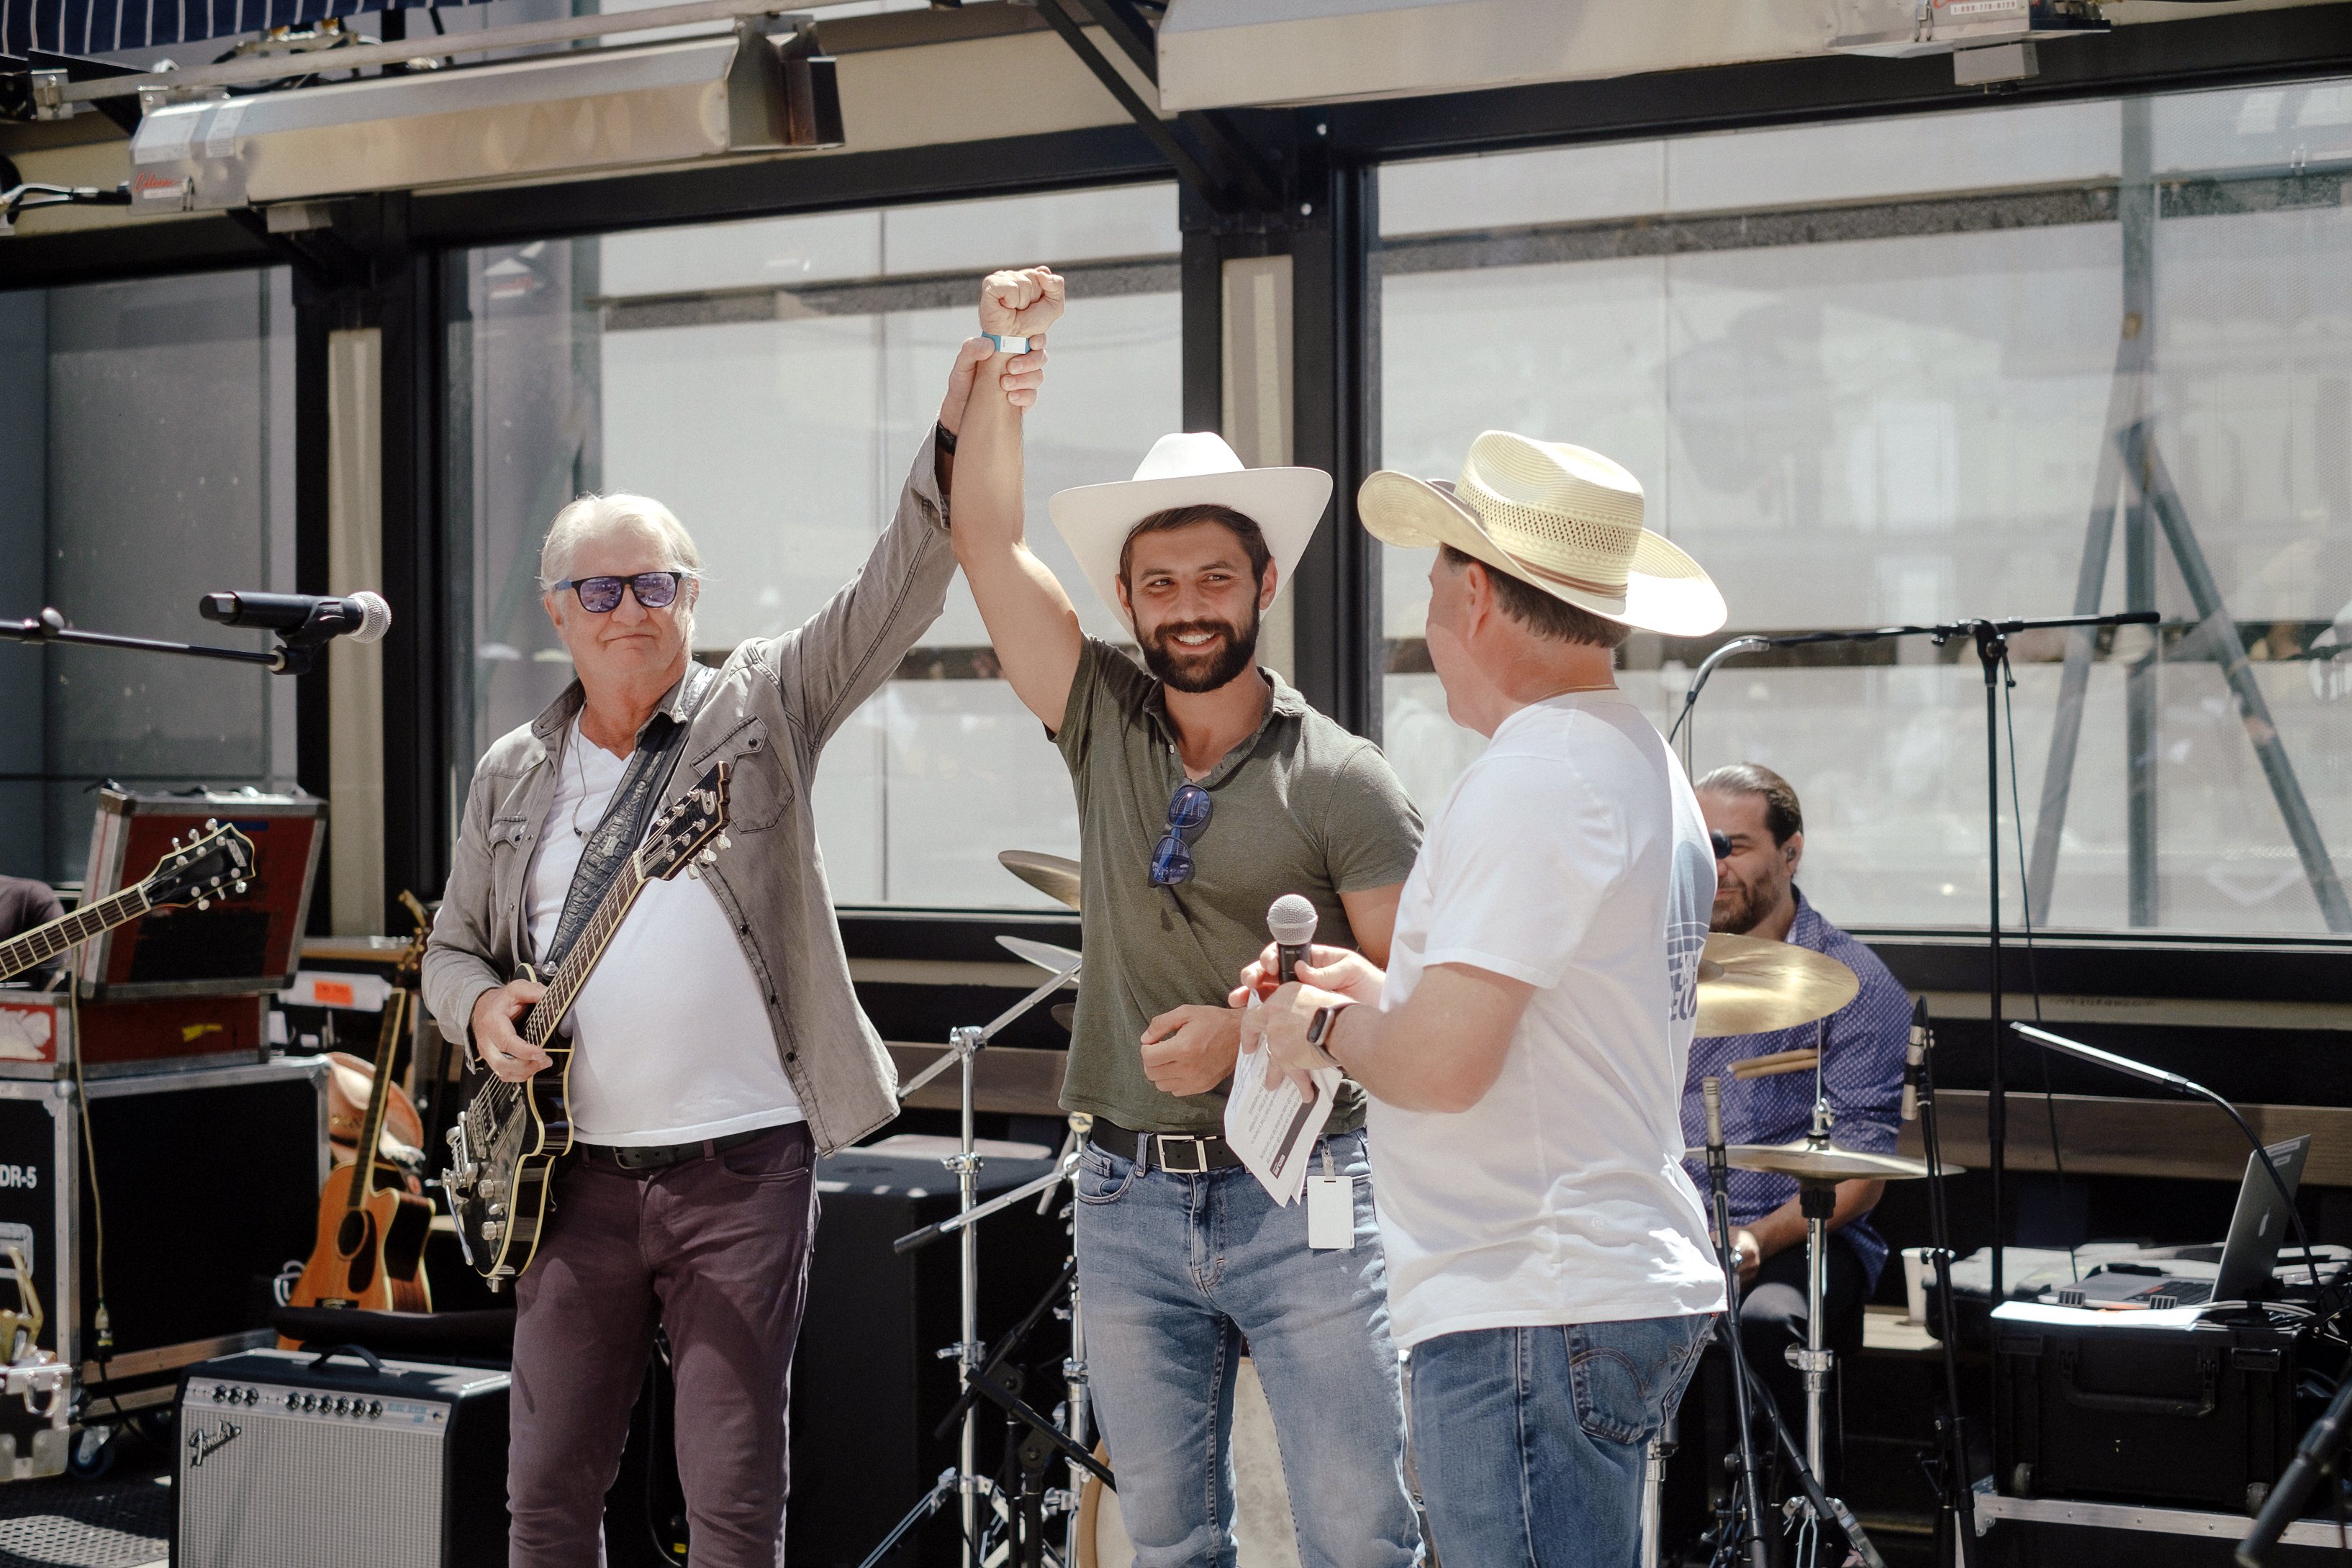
[980, 266, 1065, 340]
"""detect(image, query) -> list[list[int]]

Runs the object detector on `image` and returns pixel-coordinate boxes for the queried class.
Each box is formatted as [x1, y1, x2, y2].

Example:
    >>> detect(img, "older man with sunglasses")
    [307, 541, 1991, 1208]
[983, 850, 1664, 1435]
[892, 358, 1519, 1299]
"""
[422, 284, 1050, 1568]
[951, 268, 1424, 1568]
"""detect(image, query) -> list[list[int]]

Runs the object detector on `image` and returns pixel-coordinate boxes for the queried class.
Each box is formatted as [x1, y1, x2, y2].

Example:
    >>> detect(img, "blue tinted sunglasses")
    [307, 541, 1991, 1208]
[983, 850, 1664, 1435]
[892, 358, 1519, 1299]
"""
[1149, 783, 1214, 888]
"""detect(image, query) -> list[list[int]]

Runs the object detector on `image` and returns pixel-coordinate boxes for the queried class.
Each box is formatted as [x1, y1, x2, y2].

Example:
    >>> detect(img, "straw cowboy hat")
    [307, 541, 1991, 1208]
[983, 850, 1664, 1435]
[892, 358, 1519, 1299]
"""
[1359, 431, 1726, 638]
[1049, 432, 1332, 635]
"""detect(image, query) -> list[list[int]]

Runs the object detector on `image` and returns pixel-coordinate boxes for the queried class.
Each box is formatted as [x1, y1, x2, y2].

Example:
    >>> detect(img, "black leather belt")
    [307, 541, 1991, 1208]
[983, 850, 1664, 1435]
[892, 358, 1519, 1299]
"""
[577, 1125, 771, 1173]
[1088, 1121, 1247, 1175]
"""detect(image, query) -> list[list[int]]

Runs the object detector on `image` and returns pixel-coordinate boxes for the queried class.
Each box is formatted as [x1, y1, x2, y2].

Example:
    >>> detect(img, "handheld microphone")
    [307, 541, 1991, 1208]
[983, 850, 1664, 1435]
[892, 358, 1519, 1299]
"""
[1267, 894, 1319, 984]
[199, 589, 392, 645]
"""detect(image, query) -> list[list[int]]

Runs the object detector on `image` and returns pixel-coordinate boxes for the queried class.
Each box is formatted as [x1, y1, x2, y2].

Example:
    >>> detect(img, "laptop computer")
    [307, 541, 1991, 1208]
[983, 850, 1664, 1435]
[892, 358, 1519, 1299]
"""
[2053, 1135, 2311, 1310]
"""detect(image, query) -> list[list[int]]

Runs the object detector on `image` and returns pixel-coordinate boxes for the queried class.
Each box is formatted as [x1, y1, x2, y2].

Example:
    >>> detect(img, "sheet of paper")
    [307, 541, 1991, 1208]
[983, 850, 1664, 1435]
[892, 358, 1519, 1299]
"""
[1225, 996, 1344, 1205]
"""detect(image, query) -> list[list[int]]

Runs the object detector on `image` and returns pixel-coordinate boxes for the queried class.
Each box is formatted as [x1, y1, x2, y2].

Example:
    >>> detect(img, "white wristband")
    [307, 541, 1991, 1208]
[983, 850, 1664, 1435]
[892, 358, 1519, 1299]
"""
[984, 332, 1031, 355]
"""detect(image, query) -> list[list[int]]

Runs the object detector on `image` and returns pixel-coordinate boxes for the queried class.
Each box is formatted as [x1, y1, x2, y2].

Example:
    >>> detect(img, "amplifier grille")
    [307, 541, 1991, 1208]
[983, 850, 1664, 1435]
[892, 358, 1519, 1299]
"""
[177, 1401, 447, 1568]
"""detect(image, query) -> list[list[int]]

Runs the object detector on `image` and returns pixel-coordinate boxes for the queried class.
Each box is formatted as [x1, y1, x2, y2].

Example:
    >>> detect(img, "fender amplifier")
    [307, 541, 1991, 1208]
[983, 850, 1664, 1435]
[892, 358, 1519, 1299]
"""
[173, 1347, 508, 1567]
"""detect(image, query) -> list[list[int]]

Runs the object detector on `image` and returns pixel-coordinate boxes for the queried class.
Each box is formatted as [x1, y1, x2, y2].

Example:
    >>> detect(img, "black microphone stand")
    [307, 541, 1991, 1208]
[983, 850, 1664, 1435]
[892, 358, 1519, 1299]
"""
[1909, 1001, 1980, 1568]
[1674, 609, 2158, 1312]
[0, 604, 339, 674]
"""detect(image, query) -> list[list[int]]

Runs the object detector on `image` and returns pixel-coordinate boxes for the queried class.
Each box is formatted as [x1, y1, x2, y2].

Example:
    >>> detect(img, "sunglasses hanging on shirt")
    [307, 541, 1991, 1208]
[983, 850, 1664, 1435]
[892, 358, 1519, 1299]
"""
[1149, 782, 1214, 888]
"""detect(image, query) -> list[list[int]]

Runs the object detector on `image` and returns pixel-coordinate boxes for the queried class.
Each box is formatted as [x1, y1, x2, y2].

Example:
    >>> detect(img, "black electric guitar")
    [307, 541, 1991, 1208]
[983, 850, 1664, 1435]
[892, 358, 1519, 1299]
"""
[441, 763, 733, 1289]
[0, 822, 256, 984]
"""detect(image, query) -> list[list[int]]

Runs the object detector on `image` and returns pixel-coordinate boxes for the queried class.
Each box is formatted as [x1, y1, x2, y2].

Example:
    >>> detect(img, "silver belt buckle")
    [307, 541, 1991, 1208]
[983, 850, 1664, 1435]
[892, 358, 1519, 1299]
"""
[1154, 1135, 1210, 1175]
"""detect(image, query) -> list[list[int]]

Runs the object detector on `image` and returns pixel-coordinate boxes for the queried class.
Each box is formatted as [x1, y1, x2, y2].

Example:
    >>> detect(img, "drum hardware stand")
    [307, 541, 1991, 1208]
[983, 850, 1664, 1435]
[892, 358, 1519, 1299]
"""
[858, 942, 1081, 1568]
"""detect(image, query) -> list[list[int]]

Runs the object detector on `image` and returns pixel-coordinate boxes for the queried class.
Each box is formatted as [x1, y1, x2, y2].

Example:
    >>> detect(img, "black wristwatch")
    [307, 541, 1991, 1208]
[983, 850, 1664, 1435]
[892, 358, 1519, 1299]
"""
[1306, 1002, 1353, 1050]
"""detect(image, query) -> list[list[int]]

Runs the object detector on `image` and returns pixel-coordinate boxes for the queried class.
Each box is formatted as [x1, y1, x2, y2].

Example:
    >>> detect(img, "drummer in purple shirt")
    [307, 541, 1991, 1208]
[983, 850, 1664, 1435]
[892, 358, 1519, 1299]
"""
[1678, 763, 1912, 1449]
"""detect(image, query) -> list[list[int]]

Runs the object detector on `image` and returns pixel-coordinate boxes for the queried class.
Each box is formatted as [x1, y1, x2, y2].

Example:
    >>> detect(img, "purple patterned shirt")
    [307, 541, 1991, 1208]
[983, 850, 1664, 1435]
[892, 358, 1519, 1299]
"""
[1680, 890, 1912, 1290]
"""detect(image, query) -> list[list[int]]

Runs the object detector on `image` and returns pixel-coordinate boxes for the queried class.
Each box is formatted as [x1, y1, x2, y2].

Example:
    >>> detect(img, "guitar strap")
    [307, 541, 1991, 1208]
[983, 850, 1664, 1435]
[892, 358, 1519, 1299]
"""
[541, 662, 719, 970]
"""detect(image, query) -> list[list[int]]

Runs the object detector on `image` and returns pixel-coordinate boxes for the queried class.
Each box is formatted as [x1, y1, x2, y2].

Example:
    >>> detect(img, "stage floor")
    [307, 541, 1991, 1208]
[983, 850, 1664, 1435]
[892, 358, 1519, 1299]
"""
[0, 1467, 167, 1568]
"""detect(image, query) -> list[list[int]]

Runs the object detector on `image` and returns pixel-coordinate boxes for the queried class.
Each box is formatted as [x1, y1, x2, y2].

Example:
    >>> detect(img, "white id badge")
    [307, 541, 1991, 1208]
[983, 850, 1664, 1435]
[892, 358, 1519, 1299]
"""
[1308, 1175, 1355, 1250]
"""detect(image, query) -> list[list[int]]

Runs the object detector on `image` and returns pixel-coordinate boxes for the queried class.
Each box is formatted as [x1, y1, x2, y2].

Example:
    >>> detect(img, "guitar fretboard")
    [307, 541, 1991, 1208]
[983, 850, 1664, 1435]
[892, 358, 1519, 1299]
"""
[522, 858, 651, 1049]
[0, 885, 151, 982]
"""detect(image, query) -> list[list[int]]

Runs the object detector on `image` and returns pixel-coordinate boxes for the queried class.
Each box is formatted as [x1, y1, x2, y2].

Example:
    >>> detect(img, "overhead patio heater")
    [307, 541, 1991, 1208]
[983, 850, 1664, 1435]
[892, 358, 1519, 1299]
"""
[123, 9, 840, 214]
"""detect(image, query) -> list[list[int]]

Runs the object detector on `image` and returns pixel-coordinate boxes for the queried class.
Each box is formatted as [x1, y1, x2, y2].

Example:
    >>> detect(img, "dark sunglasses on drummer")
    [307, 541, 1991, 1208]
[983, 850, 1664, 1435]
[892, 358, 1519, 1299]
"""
[1149, 782, 1214, 888]
[1711, 830, 1733, 860]
[553, 571, 687, 614]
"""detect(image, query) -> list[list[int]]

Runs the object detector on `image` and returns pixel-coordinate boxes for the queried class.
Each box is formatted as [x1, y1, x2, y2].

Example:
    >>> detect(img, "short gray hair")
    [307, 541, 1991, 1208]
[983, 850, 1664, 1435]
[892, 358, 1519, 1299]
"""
[540, 493, 703, 645]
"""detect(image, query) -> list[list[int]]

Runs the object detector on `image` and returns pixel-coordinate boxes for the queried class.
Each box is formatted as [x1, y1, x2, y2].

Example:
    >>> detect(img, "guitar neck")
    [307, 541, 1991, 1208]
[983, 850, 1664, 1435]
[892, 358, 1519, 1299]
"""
[0, 884, 152, 983]
[523, 860, 651, 1048]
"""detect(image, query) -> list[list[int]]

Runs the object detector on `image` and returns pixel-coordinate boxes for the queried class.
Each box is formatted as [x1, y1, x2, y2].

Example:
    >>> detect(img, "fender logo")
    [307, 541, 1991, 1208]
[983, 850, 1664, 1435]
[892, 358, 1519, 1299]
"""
[187, 1420, 240, 1467]
[180, 1023, 225, 1044]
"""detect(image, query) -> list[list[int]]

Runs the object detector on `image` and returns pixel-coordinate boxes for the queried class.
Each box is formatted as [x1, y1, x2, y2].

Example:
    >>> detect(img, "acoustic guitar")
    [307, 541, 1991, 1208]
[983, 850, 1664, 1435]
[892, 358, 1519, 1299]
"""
[284, 899, 435, 1318]
[442, 763, 731, 1290]
[0, 822, 255, 984]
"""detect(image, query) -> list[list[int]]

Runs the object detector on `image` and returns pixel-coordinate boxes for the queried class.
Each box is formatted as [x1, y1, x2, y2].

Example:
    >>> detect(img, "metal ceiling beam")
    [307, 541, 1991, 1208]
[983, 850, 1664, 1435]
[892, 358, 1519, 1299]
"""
[1063, 0, 1159, 83]
[1033, 0, 1280, 215]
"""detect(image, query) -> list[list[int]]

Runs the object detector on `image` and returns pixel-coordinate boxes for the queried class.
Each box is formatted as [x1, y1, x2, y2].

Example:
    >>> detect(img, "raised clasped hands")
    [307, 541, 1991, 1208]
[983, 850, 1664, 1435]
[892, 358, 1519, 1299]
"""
[1232, 943, 1385, 1097]
[937, 265, 1064, 437]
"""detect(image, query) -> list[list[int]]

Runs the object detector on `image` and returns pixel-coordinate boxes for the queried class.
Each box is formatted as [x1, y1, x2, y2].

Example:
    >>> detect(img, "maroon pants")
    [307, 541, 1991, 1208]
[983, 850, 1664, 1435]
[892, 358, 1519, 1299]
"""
[508, 1122, 819, 1568]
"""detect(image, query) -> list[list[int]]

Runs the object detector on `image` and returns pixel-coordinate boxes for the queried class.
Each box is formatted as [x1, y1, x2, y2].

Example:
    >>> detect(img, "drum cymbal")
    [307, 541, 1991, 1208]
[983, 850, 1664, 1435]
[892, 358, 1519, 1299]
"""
[1683, 1139, 1944, 1183]
[1694, 933, 1860, 1037]
[998, 935, 1082, 977]
[1000, 850, 1081, 911]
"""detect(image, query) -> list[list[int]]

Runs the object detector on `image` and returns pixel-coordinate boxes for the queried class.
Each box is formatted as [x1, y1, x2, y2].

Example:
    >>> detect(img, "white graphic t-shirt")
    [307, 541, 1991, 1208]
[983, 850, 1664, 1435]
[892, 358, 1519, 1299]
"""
[1367, 692, 1727, 1348]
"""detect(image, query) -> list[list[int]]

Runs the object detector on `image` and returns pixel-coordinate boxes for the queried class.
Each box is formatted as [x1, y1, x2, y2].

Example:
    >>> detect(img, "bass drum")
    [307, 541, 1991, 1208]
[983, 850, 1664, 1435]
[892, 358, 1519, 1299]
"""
[1077, 1357, 1300, 1568]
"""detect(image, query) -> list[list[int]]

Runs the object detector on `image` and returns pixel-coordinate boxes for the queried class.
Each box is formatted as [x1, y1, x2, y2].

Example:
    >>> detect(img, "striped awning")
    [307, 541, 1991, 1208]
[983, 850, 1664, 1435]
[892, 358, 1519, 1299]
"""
[3, 0, 480, 59]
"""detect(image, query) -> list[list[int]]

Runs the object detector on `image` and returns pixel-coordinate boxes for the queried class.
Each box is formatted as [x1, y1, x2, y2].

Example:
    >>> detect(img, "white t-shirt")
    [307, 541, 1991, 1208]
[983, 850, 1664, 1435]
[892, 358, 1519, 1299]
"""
[524, 719, 804, 1146]
[1367, 692, 1726, 1348]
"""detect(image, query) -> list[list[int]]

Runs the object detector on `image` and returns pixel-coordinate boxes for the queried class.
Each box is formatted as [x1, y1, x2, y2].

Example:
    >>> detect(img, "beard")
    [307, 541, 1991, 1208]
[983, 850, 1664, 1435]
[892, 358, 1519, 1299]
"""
[1140, 607, 1260, 694]
[1710, 874, 1771, 935]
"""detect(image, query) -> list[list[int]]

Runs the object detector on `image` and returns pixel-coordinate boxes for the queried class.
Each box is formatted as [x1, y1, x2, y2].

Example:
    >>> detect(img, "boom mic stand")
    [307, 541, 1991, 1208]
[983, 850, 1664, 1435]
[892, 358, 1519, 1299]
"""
[1673, 608, 2156, 1312]
[0, 602, 350, 675]
[1698, 1075, 1773, 1568]
[1907, 1000, 1979, 1568]
[858, 938, 1080, 1568]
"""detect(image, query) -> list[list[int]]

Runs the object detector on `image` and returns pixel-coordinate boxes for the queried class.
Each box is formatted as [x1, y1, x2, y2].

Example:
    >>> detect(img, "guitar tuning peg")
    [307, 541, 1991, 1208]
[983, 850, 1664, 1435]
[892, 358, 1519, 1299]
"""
[234, 882, 248, 894]
[169, 837, 181, 850]
[205, 818, 218, 830]
[700, 848, 718, 865]
[686, 865, 702, 881]
[196, 898, 210, 910]
[717, 834, 733, 851]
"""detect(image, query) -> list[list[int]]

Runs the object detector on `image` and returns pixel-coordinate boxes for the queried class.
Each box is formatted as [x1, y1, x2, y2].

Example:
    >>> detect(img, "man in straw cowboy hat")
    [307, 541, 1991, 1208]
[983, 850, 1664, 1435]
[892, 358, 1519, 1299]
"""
[1241, 432, 1729, 1567]
[953, 267, 1424, 1567]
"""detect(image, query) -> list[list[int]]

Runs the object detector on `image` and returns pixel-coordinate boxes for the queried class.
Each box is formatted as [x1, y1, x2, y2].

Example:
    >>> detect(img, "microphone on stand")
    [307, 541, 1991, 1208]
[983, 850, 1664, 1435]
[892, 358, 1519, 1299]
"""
[1267, 894, 1319, 984]
[199, 589, 392, 645]
[1901, 1001, 1930, 1123]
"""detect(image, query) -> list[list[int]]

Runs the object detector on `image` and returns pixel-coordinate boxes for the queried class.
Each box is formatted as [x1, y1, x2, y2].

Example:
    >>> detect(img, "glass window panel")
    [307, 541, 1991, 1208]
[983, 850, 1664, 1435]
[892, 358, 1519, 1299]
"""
[1378, 99, 2117, 238]
[1375, 81, 2352, 937]
[448, 187, 1178, 909]
[0, 270, 298, 885]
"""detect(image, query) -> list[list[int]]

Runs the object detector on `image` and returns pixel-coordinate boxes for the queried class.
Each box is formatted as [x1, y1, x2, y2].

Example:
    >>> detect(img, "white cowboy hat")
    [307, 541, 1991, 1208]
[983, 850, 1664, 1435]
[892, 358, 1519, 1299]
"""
[1048, 432, 1333, 635]
[1359, 431, 1726, 638]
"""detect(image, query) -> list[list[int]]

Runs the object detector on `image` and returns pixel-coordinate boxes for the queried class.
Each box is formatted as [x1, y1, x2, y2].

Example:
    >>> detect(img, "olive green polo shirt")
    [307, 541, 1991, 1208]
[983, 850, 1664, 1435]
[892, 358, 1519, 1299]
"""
[1054, 638, 1424, 1137]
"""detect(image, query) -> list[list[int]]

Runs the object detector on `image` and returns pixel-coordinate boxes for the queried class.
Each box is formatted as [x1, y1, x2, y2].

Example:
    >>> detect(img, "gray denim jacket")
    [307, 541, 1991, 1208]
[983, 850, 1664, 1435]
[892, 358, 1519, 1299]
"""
[422, 436, 954, 1154]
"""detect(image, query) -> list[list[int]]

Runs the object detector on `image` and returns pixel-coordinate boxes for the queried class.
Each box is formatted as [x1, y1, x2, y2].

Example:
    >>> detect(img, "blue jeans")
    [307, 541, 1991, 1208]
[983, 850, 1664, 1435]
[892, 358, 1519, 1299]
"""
[1406, 1314, 1711, 1568]
[1074, 1129, 1421, 1568]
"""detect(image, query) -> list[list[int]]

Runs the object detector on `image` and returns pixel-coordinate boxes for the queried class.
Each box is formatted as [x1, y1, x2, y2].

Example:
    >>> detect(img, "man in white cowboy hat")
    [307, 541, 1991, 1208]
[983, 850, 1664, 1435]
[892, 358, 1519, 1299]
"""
[952, 267, 1424, 1568]
[1241, 431, 1729, 1567]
